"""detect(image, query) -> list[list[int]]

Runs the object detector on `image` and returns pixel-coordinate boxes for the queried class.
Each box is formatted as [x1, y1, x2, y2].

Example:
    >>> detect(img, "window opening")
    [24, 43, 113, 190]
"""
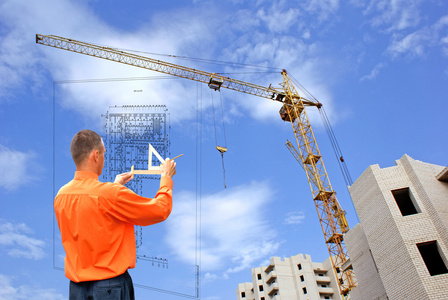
[392, 188, 419, 216]
[417, 241, 448, 276]
[300, 275, 304, 282]
[302, 287, 307, 294]
[257, 273, 262, 280]
[259, 285, 264, 292]
[241, 291, 245, 298]
[298, 263, 302, 270]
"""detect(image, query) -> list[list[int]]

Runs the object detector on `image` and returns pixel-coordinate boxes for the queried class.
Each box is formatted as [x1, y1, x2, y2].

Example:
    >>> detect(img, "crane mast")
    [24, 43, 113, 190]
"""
[36, 34, 356, 297]
[282, 72, 355, 296]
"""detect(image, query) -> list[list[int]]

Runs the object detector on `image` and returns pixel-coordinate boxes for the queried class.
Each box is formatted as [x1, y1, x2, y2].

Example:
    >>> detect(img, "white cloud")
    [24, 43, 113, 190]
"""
[165, 181, 280, 277]
[302, 30, 311, 40]
[387, 30, 429, 57]
[256, 5, 300, 34]
[0, 0, 218, 123]
[304, 0, 340, 21]
[360, 62, 387, 81]
[47, 19, 220, 123]
[0, 145, 36, 192]
[0, 0, 338, 127]
[360, 0, 423, 31]
[284, 210, 306, 225]
[0, 273, 64, 300]
[435, 15, 448, 59]
[442, 35, 448, 57]
[348, 3, 448, 81]
[0, 0, 105, 99]
[0, 221, 45, 260]
[202, 272, 219, 284]
[387, 15, 448, 58]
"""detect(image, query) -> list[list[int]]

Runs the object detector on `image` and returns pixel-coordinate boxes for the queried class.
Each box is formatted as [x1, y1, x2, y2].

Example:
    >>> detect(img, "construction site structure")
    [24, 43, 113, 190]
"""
[237, 253, 343, 300]
[36, 34, 356, 298]
[345, 155, 448, 300]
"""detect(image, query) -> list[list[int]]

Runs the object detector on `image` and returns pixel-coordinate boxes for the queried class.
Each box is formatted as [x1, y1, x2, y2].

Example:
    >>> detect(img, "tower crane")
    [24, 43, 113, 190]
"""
[36, 34, 356, 298]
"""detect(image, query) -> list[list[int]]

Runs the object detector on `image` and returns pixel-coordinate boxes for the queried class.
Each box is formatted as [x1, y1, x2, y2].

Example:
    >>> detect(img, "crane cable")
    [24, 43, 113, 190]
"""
[318, 106, 360, 223]
[210, 89, 228, 188]
[318, 106, 353, 187]
[287, 73, 353, 186]
[112, 46, 282, 73]
[195, 82, 202, 298]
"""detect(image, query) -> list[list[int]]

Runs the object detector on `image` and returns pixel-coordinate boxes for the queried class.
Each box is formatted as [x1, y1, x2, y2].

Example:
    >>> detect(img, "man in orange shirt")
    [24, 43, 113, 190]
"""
[54, 129, 176, 300]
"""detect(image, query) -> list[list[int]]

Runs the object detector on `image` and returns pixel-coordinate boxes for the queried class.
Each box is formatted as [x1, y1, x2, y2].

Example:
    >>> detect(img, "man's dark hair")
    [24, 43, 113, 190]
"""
[70, 129, 104, 166]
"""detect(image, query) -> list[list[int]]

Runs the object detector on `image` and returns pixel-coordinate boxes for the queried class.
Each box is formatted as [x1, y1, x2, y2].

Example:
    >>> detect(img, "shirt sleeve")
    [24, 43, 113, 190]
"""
[106, 177, 173, 226]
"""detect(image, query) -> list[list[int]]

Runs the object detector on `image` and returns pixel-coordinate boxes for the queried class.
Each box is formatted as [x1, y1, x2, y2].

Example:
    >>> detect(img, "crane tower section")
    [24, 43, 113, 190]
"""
[281, 71, 354, 296]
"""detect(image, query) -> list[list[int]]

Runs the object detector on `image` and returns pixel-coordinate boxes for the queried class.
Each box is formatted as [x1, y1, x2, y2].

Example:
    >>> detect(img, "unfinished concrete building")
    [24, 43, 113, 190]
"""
[345, 155, 448, 299]
[236, 254, 342, 300]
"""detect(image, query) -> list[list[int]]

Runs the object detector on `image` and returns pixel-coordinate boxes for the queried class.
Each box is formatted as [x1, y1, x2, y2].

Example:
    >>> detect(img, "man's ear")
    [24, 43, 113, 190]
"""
[90, 149, 100, 162]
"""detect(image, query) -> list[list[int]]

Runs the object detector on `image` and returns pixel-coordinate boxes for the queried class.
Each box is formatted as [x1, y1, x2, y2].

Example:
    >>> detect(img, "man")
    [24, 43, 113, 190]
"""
[54, 129, 176, 300]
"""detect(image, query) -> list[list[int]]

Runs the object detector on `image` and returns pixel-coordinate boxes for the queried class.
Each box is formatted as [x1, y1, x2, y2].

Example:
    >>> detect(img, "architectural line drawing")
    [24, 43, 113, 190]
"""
[102, 104, 170, 263]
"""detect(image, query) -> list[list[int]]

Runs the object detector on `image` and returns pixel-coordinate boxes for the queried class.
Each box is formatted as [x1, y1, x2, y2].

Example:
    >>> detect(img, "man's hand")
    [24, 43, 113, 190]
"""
[160, 158, 176, 178]
[114, 172, 133, 185]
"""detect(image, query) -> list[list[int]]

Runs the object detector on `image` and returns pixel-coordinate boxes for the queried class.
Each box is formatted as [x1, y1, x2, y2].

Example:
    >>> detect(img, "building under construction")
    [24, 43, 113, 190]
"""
[237, 155, 448, 299]
[345, 155, 448, 299]
[236, 254, 342, 300]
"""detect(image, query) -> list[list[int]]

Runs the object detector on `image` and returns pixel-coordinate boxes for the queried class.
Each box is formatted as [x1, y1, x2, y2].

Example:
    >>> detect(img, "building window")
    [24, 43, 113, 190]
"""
[391, 188, 419, 216]
[261, 298, 265, 300]
[302, 287, 307, 294]
[259, 285, 264, 292]
[257, 273, 262, 280]
[297, 263, 302, 270]
[325, 297, 330, 300]
[321, 284, 327, 288]
[241, 291, 245, 298]
[417, 241, 448, 276]
[300, 275, 304, 282]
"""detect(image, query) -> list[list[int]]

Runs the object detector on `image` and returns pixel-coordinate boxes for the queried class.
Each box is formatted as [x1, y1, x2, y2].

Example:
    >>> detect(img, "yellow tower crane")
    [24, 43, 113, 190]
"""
[36, 34, 356, 298]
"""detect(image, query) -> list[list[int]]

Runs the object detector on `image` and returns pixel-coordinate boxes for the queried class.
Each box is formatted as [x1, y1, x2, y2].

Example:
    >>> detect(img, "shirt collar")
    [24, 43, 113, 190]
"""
[74, 171, 99, 181]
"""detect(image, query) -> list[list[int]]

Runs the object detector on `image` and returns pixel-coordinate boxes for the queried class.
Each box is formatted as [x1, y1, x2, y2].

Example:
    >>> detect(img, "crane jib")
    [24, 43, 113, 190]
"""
[35, 34, 319, 107]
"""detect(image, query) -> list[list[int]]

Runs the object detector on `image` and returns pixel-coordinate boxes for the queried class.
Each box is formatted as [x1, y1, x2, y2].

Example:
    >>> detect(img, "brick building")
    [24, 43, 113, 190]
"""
[345, 155, 448, 299]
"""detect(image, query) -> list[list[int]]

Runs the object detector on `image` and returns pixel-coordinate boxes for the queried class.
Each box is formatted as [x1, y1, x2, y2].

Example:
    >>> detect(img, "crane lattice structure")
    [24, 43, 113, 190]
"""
[36, 34, 356, 298]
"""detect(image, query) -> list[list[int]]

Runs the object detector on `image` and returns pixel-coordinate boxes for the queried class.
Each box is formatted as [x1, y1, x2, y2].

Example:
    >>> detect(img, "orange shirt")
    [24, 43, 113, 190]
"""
[54, 171, 173, 282]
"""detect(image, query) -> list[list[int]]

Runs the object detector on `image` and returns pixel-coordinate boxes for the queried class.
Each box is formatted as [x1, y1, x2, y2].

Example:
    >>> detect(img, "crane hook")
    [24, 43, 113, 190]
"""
[216, 146, 227, 188]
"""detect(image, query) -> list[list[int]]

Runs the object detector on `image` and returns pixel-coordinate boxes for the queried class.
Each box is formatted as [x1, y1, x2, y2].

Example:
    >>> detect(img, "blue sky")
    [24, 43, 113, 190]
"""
[1, 0, 448, 299]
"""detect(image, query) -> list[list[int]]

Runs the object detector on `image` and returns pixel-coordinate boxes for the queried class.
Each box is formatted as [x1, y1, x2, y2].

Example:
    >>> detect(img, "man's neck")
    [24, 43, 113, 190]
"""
[76, 164, 100, 176]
